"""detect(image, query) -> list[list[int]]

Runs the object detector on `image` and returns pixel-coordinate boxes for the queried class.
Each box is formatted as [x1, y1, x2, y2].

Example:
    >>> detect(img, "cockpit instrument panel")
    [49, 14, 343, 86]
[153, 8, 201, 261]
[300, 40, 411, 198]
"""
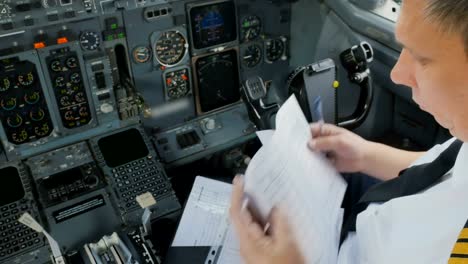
[188, 0, 237, 53]
[45, 47, 93, 130]
[0, 57, 54, 145]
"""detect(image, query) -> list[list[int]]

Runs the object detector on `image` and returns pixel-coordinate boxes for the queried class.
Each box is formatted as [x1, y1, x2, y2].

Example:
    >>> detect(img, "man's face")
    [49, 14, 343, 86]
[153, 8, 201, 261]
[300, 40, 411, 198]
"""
[391, 0, 468, 141]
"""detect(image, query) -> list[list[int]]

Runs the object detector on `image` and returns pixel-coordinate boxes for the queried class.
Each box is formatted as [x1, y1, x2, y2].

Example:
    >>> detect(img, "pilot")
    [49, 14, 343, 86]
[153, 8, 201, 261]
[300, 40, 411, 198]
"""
[229, 0, 468, 263]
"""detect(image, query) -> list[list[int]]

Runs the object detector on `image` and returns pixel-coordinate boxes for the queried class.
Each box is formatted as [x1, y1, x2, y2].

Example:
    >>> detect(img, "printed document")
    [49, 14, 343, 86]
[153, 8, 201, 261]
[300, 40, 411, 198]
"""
[173, 96, 347, 264]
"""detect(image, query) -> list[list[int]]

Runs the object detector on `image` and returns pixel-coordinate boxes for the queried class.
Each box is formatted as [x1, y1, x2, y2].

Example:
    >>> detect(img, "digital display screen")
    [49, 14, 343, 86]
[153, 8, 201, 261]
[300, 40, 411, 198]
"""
[189, 1, 237, 49]
[98, 128, 149, 168]
[0, 167, 25, 207]
[196, 50, 240, 113]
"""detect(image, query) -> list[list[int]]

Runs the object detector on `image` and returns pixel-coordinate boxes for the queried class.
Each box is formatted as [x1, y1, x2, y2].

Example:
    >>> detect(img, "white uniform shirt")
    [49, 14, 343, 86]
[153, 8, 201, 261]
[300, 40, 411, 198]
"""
[338, 138, 468, 264]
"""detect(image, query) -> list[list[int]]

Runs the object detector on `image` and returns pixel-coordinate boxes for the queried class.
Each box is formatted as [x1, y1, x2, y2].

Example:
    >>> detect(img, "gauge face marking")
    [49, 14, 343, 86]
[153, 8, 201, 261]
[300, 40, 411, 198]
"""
[155, 30, 187, 67]
[243, 44, 262, 68]
[241, 15, 261, 42]
[80, 31, 101, 51]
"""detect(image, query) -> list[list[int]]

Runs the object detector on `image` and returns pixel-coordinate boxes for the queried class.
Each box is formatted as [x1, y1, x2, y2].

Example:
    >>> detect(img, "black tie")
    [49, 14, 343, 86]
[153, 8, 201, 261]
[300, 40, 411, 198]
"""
[340, 139, 463, 245]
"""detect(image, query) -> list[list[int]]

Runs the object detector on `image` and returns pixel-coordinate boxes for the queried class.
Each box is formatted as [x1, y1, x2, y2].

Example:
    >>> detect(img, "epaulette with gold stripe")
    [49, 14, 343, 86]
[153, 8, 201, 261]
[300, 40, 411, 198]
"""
[449, 221, 468, 263]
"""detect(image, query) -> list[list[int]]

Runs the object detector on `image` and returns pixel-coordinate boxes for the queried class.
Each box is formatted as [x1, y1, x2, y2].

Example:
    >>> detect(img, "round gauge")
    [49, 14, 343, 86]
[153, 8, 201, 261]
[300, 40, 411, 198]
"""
[34, 123, 50, 137]
[1, 97, 16, 110]
[154, 31, 188, 67]
[75, 92, 85, 103]
[66, 57, 78, 68]
[241, 15, 262, 42]
[242, 44, 262, 68]
[50, 60, 62, 72]
[55, 76, 66, 88]
[24, 91, 40, 105]
[30, 108, 45, 122]
[265, 38, 285, 63]
[18, 72, 34, 86]
[0, 77, 10, 92]
[64, 111, 74, 121]
[79, 106, 89, 117]
[165, 68, 190, 100]
[80, 31, 101, 51]
[70, 72, 81, 84]
[12, 129, 28, 143]
[133, 46, 151, 63]
[7, 114, 22, 128]
[60, 96, 71, 107]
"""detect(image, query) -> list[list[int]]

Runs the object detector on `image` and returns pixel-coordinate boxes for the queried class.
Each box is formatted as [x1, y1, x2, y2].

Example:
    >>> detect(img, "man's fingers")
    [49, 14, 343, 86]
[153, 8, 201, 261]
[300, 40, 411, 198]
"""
[308, 134, 343, 152]
[229, 175, 244, 217]
[310, 123, 343, 138]
[241, 209, 270, 245]
[230, 175, 247, 240]
[269, 207, 292, 242]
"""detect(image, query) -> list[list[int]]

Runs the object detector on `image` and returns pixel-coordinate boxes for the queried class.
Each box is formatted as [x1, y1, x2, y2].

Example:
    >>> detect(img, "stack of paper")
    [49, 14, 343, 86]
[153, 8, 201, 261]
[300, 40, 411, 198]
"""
[172, 176, 232, 247]
[218, 96, 347, 264]
[172, 96, 347, 264]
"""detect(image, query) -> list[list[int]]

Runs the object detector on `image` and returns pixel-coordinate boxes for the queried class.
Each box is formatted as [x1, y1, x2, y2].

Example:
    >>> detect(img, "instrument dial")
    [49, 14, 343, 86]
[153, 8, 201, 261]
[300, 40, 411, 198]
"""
[18, 72, 34, 86]
[0, 77, 11, 91]
[30, 108, 45, 121]
[79, 106, 89, 117]
[24, 91, 40, 105]
[155, 31, 188, 67]
[241, 16, 262, 42]
[265, 38, 285, 63]
[66, 57, 78, 69]
[1, 97, 16, 110]
[34, 123, 50, 137]
[50, 60, 63, 72]
[133, 46, 151, 63]
[80, 31, 101, 51]
[12, 129, 28, 144]
[242, 44, 262, 68]
[55, 76, 66, 88]
[75, 92, 85, 103]
[70, 73, 81, 84]
[165, 68, 190, 100]
[60, 96, 71, 107]
[7, 114, 23, 128]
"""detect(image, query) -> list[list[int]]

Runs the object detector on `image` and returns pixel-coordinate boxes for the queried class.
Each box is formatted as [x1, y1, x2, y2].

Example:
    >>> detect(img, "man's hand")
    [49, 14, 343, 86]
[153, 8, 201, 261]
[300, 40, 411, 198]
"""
[229, 175, 305, 264]
[308, 123, 370, 173]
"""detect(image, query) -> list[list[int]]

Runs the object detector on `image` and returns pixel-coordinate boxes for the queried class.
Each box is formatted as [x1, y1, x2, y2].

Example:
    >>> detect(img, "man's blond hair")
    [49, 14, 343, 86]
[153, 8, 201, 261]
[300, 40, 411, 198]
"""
[424, 0, 468, 54]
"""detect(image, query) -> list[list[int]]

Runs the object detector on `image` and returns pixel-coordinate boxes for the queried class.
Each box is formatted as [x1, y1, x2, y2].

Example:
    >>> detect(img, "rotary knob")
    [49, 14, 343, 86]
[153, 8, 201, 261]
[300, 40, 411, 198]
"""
[203, 118, 216, 130]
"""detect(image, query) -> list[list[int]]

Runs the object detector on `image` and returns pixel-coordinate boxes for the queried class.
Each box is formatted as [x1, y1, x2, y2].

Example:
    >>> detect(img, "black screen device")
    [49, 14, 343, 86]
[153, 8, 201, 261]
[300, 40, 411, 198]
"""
[189, 1, 237, 49]
[195, 49, 240, 113]
[98, 128, 149, 167]
[0, 166, 25, 207]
